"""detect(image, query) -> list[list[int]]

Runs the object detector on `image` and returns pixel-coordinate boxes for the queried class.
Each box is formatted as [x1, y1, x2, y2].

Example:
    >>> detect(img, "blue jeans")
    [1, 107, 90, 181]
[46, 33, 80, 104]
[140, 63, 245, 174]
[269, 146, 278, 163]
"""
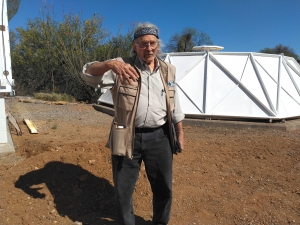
[112, 125, 173, 225]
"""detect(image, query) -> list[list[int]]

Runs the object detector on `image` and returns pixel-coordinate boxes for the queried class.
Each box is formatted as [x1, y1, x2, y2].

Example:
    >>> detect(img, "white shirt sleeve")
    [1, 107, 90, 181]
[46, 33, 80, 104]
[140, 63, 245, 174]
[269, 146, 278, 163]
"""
[172, 83, 185, 123]
[81, 61, 116, 89]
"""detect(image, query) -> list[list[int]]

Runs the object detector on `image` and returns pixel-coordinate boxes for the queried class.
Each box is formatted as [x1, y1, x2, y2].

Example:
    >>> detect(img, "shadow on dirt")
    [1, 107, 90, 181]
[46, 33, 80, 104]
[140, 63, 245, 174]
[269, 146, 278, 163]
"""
[15, 161, 152, 225]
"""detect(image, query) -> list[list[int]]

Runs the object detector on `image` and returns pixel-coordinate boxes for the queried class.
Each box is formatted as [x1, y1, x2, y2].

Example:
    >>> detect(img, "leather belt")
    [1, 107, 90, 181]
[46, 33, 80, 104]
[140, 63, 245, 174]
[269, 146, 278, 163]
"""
[135, 124, 166, 133]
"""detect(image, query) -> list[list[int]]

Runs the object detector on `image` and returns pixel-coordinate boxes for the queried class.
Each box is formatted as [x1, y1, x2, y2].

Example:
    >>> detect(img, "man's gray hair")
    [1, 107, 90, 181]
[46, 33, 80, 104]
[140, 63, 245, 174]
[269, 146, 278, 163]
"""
[130, 22, 163, 57]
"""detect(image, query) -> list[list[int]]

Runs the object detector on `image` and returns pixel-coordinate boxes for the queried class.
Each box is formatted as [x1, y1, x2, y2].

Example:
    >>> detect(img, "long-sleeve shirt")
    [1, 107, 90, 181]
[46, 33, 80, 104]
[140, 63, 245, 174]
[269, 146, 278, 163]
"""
[81, 57, 184, 128]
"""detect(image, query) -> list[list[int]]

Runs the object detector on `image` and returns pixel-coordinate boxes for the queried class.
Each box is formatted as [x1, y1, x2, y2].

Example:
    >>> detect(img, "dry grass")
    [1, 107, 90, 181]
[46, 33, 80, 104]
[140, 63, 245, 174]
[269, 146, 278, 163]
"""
[34, 92, 76, 102]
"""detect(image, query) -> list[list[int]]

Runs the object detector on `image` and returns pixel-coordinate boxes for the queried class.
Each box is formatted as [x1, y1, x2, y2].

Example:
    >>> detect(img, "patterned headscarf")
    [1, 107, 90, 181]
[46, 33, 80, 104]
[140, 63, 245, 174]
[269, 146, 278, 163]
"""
[133, 27, 159, 40]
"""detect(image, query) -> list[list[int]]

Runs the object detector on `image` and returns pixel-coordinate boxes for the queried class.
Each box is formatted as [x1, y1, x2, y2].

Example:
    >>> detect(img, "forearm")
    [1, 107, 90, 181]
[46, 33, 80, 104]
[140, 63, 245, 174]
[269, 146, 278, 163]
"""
[85, 61, 113, 76]
[85, 59, 139, 84]
[175, 121, 184, 150]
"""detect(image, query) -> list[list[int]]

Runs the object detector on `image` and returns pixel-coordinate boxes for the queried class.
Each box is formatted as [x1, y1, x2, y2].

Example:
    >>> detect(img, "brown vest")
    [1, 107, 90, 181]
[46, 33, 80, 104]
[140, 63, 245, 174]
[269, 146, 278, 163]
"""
[107, 56, 176, 158]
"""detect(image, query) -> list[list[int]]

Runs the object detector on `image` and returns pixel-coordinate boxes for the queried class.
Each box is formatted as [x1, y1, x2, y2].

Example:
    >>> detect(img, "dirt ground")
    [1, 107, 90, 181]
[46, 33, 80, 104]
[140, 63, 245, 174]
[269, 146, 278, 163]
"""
[0, 97, 300, 225]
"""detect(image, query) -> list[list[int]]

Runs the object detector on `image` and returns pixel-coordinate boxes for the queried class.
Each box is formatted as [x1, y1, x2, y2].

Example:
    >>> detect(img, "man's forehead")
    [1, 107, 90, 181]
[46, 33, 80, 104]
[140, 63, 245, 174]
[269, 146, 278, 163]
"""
[137, 35, 158, 42]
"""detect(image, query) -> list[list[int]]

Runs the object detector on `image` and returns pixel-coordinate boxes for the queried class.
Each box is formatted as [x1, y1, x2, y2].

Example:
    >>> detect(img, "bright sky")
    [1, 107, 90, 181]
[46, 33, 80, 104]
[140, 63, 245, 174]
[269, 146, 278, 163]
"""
[8, 0, 300, 57]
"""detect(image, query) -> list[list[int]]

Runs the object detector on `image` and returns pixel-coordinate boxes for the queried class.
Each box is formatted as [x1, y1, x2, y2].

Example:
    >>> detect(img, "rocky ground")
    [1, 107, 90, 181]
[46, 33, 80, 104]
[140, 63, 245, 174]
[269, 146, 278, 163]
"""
[0, 97, 300, 225]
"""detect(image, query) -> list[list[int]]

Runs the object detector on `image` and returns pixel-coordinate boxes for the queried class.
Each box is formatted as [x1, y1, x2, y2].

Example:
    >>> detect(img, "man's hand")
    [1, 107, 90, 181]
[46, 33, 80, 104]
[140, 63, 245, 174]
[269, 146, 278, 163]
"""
[107, 60, 139, 85]
[85, 60, 139, 85]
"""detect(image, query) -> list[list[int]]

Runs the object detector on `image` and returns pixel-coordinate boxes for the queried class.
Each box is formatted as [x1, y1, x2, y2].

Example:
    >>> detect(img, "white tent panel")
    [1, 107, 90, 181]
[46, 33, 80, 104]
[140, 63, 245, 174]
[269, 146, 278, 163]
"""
[206, 59, 239, 113]
[167, 54, 206, 81]
[280, 65, 300, 104]
[254, 55, 280, 82]
[240, 58, 271, 110]
[279, 89, 300, 117]
[209, 86, 271, 117]
[212, 54, 249, 81]
[177, 87, 203, 114]
[286, 57, 300, 72]
[288, 65, 300, 91]
[98, 89, 113, 106]
[177, 59, 206, 113]
[278, 98, 288, 116]
[254, 60, 278, 111]
[163, 54, 170, 63]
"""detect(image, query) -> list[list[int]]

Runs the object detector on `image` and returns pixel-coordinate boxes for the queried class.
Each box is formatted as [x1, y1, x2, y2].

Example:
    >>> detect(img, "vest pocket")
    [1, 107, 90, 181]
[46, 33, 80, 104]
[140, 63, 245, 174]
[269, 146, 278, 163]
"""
[117, 85, 138, 111]
[111, 124, 128, 156]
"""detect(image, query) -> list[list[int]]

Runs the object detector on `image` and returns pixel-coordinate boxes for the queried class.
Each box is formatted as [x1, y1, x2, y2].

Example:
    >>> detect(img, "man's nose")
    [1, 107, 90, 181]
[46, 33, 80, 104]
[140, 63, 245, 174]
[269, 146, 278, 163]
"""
[145, 44, 152, 50]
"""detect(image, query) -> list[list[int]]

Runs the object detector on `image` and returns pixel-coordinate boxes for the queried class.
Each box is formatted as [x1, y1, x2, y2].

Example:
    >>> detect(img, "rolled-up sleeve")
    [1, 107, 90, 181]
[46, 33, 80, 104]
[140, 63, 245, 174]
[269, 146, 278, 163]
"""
[81, 61, 116, 89]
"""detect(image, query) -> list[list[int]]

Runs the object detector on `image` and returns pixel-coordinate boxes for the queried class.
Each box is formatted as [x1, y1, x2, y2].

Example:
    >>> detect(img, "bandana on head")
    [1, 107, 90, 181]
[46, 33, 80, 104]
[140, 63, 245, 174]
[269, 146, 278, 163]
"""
[133, 27, 159, 40]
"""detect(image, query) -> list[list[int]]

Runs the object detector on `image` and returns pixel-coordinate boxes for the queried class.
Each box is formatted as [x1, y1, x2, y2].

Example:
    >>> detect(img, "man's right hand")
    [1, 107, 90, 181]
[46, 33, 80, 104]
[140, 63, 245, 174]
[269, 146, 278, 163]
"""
[85, 60, 139, 85]
[107, 60, 139, 85]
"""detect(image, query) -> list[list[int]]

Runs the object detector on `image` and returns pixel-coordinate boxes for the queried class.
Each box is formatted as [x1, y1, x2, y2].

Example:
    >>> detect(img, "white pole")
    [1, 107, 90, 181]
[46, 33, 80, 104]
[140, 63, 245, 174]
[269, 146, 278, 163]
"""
[0, 93, 7, 143]
[0, 0, 14, 154]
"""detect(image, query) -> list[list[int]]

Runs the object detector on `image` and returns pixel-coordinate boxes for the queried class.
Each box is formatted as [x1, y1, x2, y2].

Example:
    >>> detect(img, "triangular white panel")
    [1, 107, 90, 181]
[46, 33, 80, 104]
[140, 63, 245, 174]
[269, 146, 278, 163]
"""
[177, 59, 205, 113]
[209, 86, 271, 117]
[169, 54, 205, 80]
[286, 58, 300, 72]
[98, 89, 113, 105]
[277, 98, 288, 117]
[206, 58, 238, 113]
[212, 54, 249, 81]
[280, 64, 300, 104]
[288, 65, 300, 90]
[279, 88, 300, 117]
[177, 88, 202, 114]
[241, 59, 271, 110]
[255, 60, 278, 110]
[254, 55, 280, 82]
[162, 54, 169, 62]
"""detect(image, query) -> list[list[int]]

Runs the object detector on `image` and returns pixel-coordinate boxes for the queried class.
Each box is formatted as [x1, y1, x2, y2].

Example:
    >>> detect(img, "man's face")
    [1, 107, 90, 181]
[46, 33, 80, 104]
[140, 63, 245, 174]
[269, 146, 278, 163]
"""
[132, 35, 158, 64]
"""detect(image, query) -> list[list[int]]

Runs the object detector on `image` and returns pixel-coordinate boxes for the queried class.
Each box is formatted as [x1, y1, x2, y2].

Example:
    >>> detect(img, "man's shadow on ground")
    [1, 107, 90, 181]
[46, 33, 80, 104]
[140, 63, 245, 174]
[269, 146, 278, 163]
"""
[15, 161, 152, 225]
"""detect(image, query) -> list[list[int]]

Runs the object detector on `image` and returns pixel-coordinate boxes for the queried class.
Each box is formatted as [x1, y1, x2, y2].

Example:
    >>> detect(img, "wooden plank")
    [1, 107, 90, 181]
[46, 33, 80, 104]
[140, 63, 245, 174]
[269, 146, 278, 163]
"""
[23, 119, 38, 134]
[7, 112, 22, 135]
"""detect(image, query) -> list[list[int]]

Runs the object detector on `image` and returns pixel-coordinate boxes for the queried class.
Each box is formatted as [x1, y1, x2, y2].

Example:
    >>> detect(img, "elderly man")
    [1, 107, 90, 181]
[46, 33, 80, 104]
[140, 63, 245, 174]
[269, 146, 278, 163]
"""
[81, 22, 184, 225]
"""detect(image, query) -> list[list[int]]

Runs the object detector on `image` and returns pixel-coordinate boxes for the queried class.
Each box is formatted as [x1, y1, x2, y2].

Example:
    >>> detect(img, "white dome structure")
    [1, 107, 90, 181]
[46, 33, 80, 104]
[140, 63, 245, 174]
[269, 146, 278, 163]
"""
[98, 49, 300, 121]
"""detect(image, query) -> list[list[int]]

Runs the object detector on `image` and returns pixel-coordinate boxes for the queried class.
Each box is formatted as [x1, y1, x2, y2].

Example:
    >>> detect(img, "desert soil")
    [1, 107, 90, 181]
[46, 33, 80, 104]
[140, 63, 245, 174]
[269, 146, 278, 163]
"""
[0, 97, 300, 225]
